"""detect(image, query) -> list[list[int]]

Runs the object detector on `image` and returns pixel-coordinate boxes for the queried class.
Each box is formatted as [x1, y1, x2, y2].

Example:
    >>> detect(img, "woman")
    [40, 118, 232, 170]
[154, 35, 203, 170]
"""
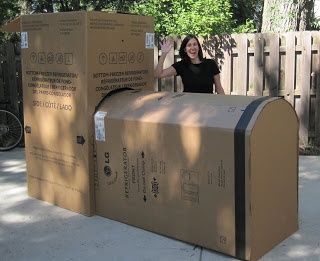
[154, 34, 225, 94]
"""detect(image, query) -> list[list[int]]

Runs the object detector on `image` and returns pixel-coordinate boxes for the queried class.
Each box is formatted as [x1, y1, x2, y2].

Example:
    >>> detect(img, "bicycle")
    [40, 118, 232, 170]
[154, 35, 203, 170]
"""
[0, 109, 23, 151]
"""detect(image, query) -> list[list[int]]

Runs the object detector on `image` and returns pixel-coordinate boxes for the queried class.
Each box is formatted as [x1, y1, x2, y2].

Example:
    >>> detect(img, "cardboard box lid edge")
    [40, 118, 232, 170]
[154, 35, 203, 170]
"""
[0, 17, 21, 32]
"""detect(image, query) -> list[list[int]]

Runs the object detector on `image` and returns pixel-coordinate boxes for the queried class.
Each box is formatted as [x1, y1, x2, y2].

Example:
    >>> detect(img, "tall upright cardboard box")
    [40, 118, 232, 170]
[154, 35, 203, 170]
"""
[94, 90, 299, 260]
[1, 12, 154, 216]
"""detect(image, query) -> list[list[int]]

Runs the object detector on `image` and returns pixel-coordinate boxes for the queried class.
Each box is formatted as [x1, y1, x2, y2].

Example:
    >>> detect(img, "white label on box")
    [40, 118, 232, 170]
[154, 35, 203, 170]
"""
[94, 111, 108, 141]
[21, 32, 28, 49]
[145, 33, 155, 49]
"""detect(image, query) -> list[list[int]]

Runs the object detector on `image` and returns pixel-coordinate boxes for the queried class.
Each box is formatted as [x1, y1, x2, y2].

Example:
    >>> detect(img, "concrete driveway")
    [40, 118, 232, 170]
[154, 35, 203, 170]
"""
[0, 148, 319, 261]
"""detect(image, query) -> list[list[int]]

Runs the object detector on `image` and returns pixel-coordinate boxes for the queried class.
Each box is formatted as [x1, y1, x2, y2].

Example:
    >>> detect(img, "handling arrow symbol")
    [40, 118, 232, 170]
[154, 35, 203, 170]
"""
[143, 195, 147, 202]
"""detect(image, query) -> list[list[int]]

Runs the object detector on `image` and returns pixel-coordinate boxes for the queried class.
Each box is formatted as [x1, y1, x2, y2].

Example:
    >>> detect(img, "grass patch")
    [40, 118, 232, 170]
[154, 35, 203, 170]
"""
[299, 144, 320, 156]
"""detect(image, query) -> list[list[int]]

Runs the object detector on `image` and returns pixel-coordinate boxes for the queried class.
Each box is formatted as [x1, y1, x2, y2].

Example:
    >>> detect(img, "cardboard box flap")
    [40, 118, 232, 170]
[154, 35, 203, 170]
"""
[0, 17, 21, 32]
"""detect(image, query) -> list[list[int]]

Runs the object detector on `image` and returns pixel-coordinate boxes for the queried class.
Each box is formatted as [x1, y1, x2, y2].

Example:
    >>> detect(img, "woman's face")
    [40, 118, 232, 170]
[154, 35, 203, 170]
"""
[185, 38, 199, 60]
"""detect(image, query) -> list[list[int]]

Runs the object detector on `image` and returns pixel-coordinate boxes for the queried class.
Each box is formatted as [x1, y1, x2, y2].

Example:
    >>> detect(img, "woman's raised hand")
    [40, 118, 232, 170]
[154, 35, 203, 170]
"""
[160, 37, 173, 55]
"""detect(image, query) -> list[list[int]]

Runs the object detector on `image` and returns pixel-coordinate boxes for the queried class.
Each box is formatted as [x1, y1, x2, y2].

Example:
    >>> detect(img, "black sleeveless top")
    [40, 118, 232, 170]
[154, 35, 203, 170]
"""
[172, 59, 220, 93]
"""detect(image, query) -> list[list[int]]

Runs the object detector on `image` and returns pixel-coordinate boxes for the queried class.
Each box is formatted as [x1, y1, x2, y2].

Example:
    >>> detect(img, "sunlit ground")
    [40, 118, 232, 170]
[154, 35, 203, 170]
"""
[0, 149, 319, 261]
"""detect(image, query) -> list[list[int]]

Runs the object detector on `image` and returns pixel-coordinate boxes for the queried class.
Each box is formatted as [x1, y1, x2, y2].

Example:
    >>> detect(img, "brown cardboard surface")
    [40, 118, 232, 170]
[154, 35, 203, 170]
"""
[0, 17, 21, 32]
[94, 90, 299, 260]
[2, 12, 154, 216]
[249, 99, 299, 260]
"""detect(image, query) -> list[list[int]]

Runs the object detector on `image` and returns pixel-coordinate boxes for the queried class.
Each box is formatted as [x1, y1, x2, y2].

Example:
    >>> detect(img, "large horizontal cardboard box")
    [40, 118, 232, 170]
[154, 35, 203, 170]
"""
[94, 89, 299, 260]
[1, 12, 154, 216]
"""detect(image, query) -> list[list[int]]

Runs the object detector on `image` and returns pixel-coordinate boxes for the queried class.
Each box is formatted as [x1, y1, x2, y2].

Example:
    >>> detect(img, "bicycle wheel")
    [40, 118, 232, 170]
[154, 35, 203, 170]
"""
[0, 109, 23, 151]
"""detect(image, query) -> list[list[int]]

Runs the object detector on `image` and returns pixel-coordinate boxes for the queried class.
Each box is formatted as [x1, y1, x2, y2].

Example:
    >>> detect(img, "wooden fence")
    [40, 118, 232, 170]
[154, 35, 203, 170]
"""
[0, 42, 23, 121]
[155, 31, 320, 146]
[1, 31, 320, 146]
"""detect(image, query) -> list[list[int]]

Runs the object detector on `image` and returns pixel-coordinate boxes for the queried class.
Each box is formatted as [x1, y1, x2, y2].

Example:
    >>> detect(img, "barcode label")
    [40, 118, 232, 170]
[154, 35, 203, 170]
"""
[145, 33, 155, 49]
[94, 111, 108, 141]
[21, 32, 28, 49]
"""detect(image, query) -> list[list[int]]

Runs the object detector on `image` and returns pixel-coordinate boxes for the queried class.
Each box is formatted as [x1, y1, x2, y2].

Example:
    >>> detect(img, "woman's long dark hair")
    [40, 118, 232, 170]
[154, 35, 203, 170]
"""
[179, 34, 204, 63]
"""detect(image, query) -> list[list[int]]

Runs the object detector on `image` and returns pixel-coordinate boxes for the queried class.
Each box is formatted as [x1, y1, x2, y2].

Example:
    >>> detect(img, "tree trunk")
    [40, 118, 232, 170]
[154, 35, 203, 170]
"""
[261, 0, 314, 32]
[298, 0, 314, 30]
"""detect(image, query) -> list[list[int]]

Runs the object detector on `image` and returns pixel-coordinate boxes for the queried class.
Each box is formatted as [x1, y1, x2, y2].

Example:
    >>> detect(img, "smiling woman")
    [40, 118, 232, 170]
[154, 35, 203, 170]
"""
[154, 34, 225, 94]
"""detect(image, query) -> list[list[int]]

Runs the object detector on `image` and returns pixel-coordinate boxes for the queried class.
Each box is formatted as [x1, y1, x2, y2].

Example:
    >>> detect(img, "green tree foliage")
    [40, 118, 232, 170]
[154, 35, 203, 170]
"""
[50, 0, 132, 12]
[131, 0, 234, 37]
[0, 0, 22, 26]
[0, 0, 23, 42]
[19, 0, 143, 14]
[1, 0, 264, 42]
[0, 0, 142, 42]
[229, 0, 264, 31]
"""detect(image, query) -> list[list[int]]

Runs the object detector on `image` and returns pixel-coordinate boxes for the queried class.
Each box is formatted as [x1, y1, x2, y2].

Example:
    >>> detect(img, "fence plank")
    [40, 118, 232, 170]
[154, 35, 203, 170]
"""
[315, 35, 320, 146]
[159, 37, 175, 92]
[175, 37, 183, 92]
[237, 34, 248, 95]
[254, 33, 264, 96]
[300, 32, 312, 145]
[268, 34, 280, 97]
[154, 40, 159, 91]
[221, 42, 232, 95]
[0, 45, 5, 102]
[284, 32, 296, 106]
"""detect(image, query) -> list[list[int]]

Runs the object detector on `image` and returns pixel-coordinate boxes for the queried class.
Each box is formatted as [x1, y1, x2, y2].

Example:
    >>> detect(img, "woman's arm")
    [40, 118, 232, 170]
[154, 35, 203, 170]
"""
[214, 74, 225, 94]
[154, 38, 177, 78]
